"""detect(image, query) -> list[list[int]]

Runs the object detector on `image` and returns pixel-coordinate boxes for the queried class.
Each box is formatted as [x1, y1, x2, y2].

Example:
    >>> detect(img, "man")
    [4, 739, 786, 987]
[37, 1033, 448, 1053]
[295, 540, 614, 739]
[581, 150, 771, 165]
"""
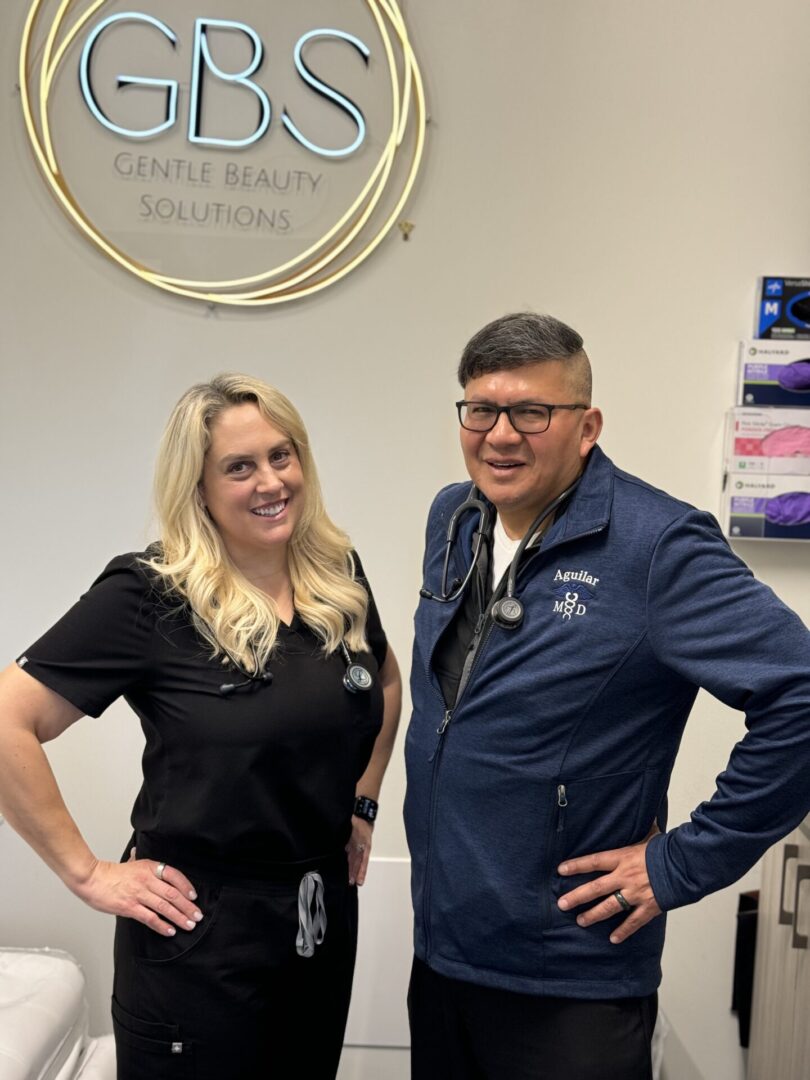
[404, 312, 810, 1079]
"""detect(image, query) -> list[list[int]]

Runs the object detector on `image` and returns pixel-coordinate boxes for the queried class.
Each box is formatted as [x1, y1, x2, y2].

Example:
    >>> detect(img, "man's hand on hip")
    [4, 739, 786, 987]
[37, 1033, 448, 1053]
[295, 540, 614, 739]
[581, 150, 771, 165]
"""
[556, 827, 663, 943]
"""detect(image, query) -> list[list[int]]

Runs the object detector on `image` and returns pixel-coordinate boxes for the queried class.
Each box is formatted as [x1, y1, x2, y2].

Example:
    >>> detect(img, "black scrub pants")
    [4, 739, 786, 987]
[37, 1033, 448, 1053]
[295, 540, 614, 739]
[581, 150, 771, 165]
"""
[408, 957, 657, 1080]
[112, 848, 357, 1080]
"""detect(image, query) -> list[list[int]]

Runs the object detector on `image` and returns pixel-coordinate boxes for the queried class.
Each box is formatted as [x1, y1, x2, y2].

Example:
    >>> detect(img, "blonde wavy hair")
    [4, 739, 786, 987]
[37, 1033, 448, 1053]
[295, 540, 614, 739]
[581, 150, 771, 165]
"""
[145, 373, 369, 673]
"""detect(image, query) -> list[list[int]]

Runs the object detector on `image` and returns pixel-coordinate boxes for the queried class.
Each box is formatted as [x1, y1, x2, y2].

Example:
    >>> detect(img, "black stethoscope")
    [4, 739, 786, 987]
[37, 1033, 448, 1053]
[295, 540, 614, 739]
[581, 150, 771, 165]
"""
[219, 639, 372, 696]
[419, 478, 581, 630]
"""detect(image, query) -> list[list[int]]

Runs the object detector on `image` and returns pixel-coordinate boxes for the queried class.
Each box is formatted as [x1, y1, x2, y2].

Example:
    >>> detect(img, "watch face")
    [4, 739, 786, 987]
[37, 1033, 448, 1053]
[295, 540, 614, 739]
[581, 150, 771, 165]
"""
[355, 797, 377, 820]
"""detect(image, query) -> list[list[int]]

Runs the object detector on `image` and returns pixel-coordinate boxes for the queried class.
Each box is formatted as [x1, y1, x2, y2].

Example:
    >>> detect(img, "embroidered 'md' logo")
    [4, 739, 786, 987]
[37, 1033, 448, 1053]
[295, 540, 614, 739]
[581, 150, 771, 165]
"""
[551, 568, 599, 620]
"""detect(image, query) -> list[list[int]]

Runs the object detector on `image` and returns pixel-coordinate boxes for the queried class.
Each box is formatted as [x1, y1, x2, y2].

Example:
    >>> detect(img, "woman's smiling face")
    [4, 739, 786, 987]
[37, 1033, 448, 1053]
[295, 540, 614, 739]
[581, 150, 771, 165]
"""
[199, 402, 305, 566]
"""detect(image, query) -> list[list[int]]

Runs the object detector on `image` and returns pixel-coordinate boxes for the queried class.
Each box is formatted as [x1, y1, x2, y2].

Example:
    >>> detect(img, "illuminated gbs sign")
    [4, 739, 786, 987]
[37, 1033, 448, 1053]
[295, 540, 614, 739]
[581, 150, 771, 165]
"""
[79, 13, 370, 156]
[22, 0, 425, 304]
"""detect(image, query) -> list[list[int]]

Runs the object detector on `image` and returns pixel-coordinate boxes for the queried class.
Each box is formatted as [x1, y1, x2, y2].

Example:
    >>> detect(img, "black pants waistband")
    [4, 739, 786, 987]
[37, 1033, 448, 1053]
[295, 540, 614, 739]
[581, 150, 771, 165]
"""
[130, 833, 348, 887]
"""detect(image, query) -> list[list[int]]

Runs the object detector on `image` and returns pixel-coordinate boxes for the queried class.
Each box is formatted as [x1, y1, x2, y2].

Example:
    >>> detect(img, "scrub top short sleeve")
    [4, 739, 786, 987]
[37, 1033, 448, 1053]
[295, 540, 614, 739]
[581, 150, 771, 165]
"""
[17, 554, 155, 717]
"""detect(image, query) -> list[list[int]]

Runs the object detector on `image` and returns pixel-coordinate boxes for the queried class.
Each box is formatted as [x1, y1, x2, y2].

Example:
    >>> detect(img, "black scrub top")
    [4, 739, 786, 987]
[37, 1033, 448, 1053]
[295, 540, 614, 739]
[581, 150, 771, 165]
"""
[18, 551, 388, 871]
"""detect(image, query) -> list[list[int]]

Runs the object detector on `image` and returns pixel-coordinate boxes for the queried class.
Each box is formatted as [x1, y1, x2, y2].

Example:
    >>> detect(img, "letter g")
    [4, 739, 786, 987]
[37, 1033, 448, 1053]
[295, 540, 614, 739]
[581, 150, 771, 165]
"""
[80, 14, 179, 139]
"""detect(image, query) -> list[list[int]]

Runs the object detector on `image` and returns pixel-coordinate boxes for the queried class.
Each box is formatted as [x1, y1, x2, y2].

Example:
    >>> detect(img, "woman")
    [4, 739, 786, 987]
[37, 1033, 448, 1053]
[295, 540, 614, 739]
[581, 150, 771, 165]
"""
[0, 374, 401, 1079]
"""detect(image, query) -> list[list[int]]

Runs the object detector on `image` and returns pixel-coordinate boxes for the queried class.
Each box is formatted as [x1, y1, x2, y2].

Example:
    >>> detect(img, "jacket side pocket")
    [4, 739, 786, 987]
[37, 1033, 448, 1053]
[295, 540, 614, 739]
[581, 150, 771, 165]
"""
[543, 770, 646, 931]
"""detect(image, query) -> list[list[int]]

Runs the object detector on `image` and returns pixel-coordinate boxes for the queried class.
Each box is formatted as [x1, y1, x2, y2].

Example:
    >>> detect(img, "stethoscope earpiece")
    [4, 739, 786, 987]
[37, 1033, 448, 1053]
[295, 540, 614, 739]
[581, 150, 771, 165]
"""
[420, 578, 463, 602]
[219, 670, 273, 696]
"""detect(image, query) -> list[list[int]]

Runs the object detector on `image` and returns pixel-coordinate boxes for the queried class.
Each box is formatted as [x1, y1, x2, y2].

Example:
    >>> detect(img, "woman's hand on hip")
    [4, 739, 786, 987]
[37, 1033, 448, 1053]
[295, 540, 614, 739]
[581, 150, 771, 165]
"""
[73, 850, 203, 936]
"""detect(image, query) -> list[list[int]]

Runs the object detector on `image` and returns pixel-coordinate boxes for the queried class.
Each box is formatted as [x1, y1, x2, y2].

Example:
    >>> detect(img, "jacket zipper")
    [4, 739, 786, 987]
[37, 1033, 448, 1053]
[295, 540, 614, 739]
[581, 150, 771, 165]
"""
[422, 718, 447, 958]
[423, 603, 498, 956]
[427, 607, 491, 759]
[541, 783, 570, 930]
[421, 520, 606, 957]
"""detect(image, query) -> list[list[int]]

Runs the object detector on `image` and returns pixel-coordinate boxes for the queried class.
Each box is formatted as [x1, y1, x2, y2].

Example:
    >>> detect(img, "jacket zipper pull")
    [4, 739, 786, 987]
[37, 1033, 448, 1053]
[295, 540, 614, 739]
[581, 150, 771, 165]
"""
[429, 710, 453, 761]
[556, 784, 568, 833]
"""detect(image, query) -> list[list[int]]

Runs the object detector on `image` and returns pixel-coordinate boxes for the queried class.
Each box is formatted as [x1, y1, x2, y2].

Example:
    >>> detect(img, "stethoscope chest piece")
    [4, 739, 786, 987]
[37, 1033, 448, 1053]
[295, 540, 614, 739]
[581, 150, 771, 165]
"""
[339, 640, 373, 693]
[343, 663, 373, 693]
[491, 596, 524, 629]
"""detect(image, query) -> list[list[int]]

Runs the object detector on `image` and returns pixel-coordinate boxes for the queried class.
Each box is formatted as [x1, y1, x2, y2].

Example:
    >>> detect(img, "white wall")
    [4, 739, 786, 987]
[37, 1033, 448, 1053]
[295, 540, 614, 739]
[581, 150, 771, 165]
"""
[2, 3, 810, 1078]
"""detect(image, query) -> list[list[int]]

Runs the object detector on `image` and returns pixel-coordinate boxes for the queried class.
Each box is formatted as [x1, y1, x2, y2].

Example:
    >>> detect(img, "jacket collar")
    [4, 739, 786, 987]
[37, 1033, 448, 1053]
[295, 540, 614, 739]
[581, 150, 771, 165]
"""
[541, 443, 614, 552]
[454, 443, 614, 560]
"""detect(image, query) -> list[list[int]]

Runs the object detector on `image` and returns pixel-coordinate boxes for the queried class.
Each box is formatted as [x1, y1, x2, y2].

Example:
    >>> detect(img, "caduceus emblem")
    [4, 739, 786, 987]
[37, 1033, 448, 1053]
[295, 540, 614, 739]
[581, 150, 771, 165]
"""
[562, 592, 579, 620]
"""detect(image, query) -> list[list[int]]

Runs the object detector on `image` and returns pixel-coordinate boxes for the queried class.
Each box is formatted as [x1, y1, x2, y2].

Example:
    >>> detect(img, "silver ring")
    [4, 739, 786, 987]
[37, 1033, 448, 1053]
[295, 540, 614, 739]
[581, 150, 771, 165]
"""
[613, 890, 632, 912]
[154, 862, 166, 882]
[355, 844, 366, 854]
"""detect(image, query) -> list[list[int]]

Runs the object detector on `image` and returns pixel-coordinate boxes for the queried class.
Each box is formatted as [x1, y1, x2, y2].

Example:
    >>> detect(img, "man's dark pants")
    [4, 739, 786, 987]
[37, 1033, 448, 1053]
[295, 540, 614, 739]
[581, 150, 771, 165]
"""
[408, 956, 657, 1080]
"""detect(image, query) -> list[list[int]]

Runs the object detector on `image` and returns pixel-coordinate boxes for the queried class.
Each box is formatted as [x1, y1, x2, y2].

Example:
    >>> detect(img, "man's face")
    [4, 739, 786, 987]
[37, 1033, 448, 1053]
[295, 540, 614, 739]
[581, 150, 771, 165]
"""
[459, 360, 603, 538]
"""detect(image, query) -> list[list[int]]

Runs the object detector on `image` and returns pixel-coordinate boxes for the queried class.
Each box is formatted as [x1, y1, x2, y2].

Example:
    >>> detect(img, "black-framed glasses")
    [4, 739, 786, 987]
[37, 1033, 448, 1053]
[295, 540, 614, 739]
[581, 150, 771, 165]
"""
[456, 401, 588, 434]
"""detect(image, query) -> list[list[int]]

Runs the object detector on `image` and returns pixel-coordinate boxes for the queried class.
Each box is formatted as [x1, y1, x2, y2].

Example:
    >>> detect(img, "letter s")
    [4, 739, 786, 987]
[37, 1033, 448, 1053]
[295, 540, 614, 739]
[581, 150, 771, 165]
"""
[282, 29, 370, 158]
[80, 14, 178, 139]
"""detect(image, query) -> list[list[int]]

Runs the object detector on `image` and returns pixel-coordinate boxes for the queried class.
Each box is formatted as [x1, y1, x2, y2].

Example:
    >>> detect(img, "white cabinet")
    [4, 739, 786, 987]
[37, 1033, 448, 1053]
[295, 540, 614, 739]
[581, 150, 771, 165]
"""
[748, 816, 810, 1080]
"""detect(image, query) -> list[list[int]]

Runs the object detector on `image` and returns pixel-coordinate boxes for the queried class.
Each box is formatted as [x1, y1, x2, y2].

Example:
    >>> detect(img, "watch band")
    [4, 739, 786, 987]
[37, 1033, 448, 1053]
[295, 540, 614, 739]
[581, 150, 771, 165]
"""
[353, 795, 379, 824]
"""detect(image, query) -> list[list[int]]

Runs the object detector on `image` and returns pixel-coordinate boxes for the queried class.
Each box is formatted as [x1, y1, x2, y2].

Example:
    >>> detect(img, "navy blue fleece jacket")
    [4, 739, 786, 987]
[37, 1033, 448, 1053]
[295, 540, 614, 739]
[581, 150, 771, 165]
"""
[404, 446, 810, 998]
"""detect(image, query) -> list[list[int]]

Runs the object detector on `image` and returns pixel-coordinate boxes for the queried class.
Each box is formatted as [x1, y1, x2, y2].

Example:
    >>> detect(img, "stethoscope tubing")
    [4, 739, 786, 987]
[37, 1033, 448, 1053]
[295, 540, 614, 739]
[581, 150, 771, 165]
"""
[219, 638, 373, 696]
[501, 478, 581, 600]
[420, 477, 582, 625]
[419, 492, 490, 605]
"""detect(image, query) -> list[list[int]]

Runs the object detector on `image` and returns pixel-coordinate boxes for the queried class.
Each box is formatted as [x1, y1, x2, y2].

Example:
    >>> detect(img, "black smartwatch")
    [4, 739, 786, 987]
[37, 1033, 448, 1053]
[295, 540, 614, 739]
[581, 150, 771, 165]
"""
[353, 795, 379, 824]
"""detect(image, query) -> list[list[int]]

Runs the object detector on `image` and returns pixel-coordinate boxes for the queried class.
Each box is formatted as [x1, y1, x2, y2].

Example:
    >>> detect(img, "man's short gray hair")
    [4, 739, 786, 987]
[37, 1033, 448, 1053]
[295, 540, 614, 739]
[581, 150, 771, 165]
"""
[458, 312, 591, 402]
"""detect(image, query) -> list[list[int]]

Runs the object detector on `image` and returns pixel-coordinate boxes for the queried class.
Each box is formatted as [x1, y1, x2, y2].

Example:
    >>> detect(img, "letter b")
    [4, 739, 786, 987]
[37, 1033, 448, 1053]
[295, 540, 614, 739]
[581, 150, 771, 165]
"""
[188, 19, 271, 148]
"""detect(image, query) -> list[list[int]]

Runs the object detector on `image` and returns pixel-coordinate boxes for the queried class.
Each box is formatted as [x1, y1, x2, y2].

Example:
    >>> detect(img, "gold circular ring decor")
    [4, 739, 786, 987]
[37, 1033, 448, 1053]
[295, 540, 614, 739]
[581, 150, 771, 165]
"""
[20, 0, 427, 305]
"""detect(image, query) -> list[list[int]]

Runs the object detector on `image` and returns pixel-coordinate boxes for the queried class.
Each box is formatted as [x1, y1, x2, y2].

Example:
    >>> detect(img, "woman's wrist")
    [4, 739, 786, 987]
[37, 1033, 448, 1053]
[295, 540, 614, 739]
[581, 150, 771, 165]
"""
[353, 795, 378, 824]
[57, 846, 101, 897]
